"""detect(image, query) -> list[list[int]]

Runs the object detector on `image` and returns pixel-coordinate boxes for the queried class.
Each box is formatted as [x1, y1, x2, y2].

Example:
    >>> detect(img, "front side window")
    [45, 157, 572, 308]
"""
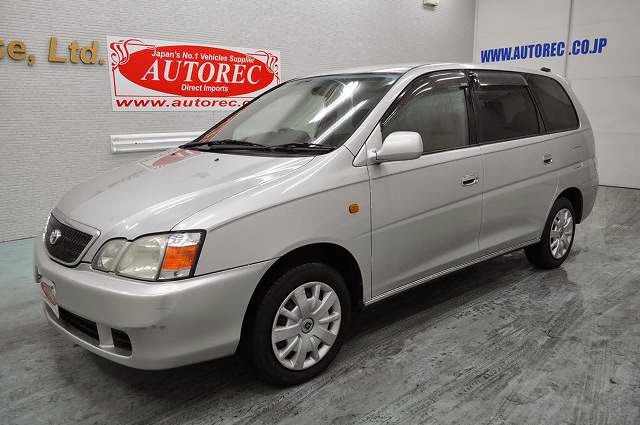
[382, 71, 469, 153]
[184, 74, 398, 155]
[527, 74, 579, 132]
[473, 85, 540, 143]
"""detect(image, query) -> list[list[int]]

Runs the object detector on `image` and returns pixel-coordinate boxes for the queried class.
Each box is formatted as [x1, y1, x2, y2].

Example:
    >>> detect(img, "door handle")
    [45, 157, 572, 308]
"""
[461, 174, 479, 187]
[543, 153, 553, 165]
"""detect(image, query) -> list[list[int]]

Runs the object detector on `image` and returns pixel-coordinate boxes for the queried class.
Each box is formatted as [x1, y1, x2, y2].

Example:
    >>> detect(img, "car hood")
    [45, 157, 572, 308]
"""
[56, 149, 314, 240]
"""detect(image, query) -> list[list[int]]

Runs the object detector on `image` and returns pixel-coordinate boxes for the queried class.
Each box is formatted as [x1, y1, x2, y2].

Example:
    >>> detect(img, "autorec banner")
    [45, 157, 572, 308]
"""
[107, 36, 281, 111]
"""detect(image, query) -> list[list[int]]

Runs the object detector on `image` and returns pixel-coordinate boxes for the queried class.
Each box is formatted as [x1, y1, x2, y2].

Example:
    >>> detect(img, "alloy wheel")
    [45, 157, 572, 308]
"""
[549, 207, 574, 259]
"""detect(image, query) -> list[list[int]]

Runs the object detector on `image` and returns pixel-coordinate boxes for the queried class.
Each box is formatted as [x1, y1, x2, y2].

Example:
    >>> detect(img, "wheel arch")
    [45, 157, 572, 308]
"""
[557, 187, 584, 223]
[238, 242, 364, 349]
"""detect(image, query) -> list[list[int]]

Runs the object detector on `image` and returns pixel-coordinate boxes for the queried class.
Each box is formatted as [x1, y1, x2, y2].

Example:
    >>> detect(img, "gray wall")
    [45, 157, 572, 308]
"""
[0, 0, 476, 242]
[474, 0, 640, 189]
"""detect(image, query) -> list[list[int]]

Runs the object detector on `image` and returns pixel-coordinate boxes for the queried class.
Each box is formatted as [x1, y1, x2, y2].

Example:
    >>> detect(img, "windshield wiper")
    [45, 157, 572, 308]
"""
[271, 143, 335, 151]
[186, 139, 335, 154]
[187, 139, 269, 150]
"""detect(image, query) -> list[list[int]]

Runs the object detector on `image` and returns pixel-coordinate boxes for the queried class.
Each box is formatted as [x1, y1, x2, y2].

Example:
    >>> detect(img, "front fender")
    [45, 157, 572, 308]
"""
[176, 147, 372, 300]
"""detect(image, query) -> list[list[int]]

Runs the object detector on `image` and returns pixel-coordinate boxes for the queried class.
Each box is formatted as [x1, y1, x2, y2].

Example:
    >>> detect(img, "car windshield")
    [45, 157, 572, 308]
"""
[184, 73, 399, 154]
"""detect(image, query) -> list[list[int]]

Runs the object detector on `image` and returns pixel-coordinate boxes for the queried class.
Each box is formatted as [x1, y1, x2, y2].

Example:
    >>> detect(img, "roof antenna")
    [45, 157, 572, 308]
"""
[540, 67, 551, 72]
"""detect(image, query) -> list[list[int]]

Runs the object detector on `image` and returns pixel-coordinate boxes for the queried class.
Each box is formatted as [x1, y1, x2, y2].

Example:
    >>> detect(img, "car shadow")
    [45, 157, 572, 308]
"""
[80, 249, 553, 416]
[353, 250, 536, 337]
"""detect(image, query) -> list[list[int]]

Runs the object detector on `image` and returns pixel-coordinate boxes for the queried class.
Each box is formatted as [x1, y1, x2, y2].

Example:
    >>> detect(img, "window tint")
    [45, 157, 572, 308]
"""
[527, 74, 579, 132]
[382, 74, 469, 153]
[473, 86, 540, 143]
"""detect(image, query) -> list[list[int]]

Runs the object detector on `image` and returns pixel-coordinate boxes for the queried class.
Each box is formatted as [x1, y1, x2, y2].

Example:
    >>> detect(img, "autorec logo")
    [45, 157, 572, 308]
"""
[108, 36, 281, 112]
[480, 37, 608, 63]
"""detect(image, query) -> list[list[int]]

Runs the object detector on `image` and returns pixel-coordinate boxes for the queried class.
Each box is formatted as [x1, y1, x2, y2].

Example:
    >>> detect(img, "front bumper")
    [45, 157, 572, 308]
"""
[35, 240, 275, 369]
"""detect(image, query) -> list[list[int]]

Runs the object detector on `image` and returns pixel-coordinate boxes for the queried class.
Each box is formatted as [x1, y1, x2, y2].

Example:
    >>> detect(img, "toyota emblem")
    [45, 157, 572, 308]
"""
[49, 229, 62, 245]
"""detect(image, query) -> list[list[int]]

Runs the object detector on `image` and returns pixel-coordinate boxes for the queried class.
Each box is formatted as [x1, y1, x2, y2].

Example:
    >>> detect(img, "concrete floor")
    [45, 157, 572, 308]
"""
[1, 186, 639, 424]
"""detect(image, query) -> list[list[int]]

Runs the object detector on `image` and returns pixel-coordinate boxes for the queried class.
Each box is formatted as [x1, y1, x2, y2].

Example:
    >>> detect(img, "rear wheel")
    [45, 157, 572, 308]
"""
[247, 262, 351, 386]
[525, 197, 576, 269]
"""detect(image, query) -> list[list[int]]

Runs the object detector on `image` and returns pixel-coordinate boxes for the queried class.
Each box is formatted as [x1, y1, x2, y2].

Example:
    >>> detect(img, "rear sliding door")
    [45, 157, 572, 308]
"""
[471, 71, 559, 253]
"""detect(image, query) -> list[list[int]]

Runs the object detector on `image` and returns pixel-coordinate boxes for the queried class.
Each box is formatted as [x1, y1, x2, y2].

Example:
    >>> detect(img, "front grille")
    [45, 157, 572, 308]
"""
[45, 214, 93, 265]
[59, 308, 99, 341]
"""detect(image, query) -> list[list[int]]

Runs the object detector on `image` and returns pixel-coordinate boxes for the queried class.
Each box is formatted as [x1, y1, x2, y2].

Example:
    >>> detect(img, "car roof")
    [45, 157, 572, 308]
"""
[303, 63, 425, 77]
[303, 62, 567, 82]
[309, 63, 428, 75]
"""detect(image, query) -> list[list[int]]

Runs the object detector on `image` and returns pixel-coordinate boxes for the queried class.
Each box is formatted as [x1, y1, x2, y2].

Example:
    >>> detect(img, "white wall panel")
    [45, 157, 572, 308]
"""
[567, 22, 640, 79]
[569, 1, 640, 27]
[475, 0, 571, 36]
[567, 0, 640, 188]
[474, 0, 571, 74]
[475, 31, 568, 72]
[0, 0, 476, 241]
[592, 132, 640, 189]
[571, 78, 640, 135]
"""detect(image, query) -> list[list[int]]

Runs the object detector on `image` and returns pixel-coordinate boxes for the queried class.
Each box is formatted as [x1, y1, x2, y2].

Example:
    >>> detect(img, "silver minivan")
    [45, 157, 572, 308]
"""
[36, 63, 598, 385]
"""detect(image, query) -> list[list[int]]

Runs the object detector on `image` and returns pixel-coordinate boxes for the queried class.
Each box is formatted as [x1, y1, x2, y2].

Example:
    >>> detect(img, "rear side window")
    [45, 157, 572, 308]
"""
[473, 85, 540, 143]
[527, 74, 579, 132]
[382, 71, 469, 153]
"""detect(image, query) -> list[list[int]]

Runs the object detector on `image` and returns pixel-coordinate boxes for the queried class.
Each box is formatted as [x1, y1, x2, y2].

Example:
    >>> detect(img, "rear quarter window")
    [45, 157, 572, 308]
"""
[472, 85, 540, 143]
[526, 74, 579, 132]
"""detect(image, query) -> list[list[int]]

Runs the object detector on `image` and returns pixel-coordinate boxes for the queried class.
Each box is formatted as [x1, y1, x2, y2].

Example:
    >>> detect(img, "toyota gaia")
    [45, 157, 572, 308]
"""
[36, 63, 598, 385]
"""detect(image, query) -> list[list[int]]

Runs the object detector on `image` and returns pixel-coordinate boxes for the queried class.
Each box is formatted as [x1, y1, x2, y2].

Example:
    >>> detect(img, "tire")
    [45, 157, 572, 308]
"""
[247, 262, 351, 386]
[525, 197, 576, 269]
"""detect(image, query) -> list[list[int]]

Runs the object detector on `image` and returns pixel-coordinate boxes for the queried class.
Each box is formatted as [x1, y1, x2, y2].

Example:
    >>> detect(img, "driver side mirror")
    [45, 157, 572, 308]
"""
[373, 131, 423, 163]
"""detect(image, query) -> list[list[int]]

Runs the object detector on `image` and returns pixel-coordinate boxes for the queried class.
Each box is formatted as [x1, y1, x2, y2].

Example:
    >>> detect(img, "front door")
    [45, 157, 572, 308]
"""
[369, 71, 483, 297]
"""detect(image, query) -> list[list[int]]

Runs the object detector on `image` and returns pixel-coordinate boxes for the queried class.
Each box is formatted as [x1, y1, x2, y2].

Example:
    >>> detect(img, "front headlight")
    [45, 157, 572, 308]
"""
[116, 234, 169, 280]
[92, 231, 204, 281]
[93, 239, 126, 272]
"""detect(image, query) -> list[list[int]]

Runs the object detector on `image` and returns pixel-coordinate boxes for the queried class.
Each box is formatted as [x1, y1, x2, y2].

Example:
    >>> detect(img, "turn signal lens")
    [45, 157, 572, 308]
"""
[162, 245, 198, 270]
[158, 232, 202, 280]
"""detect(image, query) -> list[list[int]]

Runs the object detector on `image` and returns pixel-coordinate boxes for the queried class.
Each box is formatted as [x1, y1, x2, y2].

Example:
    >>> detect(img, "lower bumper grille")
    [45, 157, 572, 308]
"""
[112, 329, 132, 351]
[58, 308, 132, 354]
[59, 308, 98, 341]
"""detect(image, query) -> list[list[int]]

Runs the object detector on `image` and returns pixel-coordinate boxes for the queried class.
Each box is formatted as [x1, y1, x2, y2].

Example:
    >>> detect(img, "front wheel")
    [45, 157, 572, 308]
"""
[525, 197, 576, 269]
[247, 263, 351, 386]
